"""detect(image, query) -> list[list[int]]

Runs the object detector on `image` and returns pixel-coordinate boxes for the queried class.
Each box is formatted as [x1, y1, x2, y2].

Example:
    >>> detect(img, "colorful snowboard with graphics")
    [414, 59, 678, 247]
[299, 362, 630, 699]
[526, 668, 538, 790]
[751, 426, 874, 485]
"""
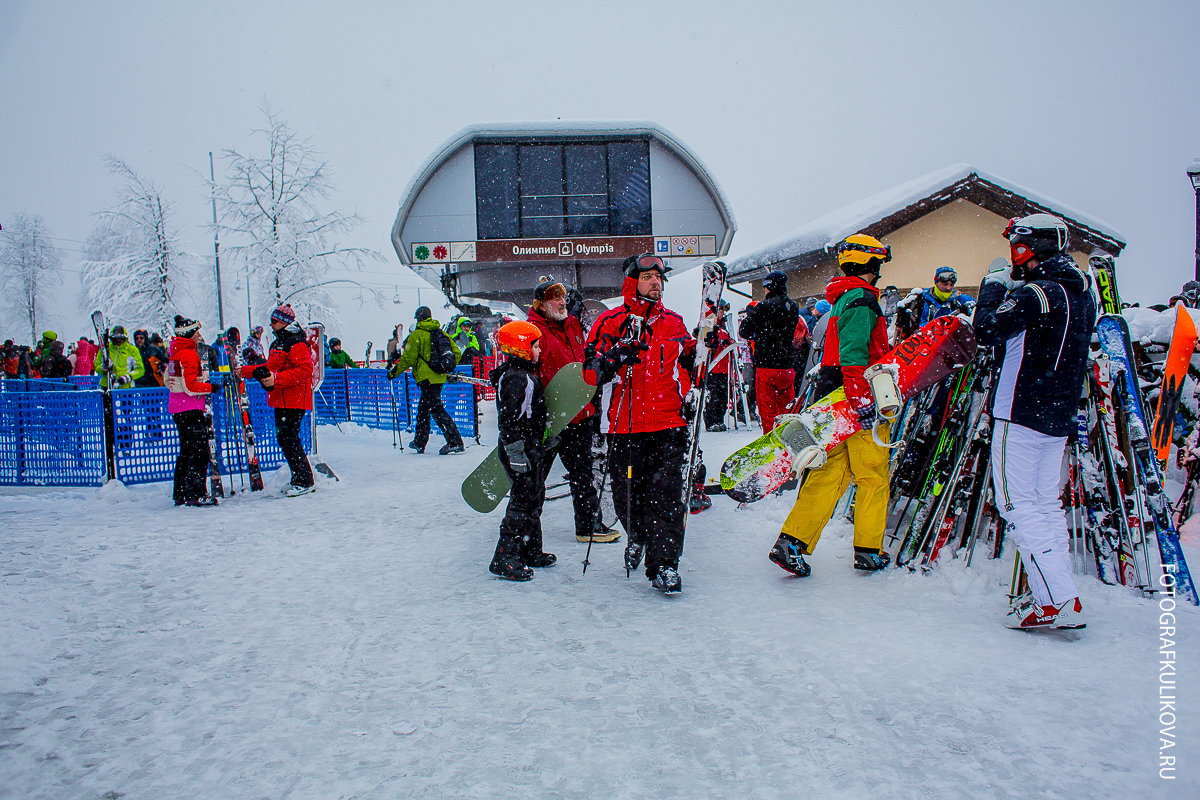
[461, 362, 597, 513]
[719, 315, 977, 503]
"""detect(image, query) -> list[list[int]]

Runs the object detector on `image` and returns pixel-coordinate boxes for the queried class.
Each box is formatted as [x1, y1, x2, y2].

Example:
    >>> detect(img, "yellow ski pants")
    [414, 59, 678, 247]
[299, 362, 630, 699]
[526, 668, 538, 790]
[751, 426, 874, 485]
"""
[780, 423, 890, 554]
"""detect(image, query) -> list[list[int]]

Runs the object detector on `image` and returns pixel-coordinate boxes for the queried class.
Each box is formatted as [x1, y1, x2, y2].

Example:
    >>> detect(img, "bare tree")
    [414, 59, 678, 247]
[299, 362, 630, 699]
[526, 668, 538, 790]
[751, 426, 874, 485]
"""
[213, 103, 380, 327]
[0, 213, 63, 342]
[78, 157, 183, 334]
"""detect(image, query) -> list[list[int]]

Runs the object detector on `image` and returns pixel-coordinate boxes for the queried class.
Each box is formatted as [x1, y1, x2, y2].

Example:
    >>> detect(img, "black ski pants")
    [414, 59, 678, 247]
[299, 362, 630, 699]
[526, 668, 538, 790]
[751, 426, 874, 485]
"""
[413, 381, 463, 450]
[172, 409, 210, 504]
[608, 427, 688, 578]
[274, 407, 314, 488]
[704, 371, 729, 430]
[543, 417, 600, 537]
[496, 445, 547, 562]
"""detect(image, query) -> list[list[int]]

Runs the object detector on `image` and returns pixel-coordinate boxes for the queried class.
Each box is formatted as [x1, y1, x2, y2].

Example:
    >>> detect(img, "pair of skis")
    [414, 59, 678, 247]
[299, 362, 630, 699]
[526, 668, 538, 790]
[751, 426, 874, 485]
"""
[222, 327, 265, 492]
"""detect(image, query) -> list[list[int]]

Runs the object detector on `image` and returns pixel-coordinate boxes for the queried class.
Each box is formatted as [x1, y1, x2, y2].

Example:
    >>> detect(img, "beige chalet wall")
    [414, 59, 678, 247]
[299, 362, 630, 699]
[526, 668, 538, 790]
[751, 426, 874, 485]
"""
[759, 198, 1097, 302]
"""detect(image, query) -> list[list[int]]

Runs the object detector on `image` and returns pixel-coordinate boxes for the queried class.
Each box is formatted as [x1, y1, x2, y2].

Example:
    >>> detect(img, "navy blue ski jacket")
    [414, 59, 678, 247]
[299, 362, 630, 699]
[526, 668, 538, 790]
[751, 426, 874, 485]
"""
[973, 254, 1097, 438]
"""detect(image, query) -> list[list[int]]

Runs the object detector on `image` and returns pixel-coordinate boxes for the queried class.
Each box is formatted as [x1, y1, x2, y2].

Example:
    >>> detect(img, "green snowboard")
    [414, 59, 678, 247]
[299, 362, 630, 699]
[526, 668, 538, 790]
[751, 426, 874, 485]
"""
[461, 362, 598, 513]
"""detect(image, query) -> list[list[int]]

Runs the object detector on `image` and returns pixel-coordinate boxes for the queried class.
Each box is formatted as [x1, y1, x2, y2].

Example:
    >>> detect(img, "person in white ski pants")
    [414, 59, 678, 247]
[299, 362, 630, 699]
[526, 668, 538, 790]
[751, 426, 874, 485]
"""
[990, 420, 1076, 607]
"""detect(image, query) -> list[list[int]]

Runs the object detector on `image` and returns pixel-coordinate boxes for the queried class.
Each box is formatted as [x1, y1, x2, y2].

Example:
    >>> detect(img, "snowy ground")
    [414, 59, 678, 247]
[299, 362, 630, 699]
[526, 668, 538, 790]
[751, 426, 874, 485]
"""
[2, 412, 1198, 799]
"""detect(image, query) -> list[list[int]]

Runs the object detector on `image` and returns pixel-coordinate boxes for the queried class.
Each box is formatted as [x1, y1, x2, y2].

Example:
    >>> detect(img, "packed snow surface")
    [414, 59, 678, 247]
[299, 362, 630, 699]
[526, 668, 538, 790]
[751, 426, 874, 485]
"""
[1, 416, 1196, 798]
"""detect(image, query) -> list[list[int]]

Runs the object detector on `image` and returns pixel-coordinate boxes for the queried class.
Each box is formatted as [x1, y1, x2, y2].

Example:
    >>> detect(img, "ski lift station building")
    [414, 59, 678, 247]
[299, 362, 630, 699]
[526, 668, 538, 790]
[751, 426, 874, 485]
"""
[391, 122, 736, 306]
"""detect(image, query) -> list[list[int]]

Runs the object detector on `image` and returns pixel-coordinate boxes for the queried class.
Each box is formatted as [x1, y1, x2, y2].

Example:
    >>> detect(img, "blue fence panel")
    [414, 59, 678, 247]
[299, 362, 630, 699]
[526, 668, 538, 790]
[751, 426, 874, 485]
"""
[346, 369, 398, 429]
[240, 381, 312, 468]
[314, 372, 348, 423]
[111, 385, 312, 486]
[71, 375, 101, 390]
[401, 365, 477, 439]
[111, 388, 177, 484]
[0, 390, 106, 486]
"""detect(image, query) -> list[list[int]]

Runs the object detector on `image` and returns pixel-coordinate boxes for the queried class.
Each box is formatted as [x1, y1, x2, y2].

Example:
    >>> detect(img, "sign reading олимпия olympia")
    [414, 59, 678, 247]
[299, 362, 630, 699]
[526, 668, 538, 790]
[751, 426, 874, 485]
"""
[411, 236, 656, 264]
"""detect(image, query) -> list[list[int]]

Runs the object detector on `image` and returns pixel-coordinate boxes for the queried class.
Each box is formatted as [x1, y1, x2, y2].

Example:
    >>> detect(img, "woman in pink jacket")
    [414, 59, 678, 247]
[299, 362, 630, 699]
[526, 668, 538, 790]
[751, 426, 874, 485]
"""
[166, 315, 219, 507]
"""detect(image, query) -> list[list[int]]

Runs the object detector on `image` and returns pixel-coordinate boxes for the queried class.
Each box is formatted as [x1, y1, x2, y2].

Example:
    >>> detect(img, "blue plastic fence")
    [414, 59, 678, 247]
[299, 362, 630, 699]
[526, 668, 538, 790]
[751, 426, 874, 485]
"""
[0, 367, 475, 487]
[317, 367, 478, 439]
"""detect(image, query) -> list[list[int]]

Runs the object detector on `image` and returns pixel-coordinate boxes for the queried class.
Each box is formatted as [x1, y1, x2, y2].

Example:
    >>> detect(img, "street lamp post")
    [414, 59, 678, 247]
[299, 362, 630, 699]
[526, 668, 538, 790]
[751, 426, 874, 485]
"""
[1189, 162, 1200, 283]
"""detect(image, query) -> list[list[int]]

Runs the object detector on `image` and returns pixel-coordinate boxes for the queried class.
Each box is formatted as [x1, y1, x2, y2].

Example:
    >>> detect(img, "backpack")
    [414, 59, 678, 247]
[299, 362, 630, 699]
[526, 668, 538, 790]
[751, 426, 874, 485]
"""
[427, 328, 458, 375]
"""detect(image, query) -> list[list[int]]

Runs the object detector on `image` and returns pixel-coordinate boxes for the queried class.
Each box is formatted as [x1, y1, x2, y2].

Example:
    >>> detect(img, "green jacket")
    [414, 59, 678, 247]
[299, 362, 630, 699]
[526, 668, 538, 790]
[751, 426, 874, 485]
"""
[94, 341, 145, 388]
[388, 318, 461, 385]
[328, 349, 359, 369]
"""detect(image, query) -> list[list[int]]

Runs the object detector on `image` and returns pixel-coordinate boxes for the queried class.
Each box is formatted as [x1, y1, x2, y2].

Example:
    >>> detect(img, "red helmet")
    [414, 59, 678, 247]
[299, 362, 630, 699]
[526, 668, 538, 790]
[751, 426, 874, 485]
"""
[497, 320, 542, 360]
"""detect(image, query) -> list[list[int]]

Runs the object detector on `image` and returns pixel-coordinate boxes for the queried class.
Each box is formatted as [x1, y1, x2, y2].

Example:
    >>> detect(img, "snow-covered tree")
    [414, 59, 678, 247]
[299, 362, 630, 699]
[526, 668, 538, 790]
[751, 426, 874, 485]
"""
[213, 103, 380, 327]
[78, 157, 183, 335]
[0, 213, 63, 342]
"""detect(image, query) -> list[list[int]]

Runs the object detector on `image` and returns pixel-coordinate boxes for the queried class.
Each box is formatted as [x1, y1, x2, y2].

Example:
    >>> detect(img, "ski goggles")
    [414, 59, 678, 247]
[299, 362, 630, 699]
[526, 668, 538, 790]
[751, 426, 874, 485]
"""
[635, 255, 667, 272]
[835, 241, 892, 262]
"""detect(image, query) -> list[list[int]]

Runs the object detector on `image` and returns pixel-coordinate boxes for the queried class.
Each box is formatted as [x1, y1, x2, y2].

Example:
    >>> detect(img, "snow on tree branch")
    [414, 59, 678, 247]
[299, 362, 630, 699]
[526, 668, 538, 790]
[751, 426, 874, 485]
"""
[78, 157, 183, 335]
[212, 103, 382, 328]
[0, 213, 64, 342]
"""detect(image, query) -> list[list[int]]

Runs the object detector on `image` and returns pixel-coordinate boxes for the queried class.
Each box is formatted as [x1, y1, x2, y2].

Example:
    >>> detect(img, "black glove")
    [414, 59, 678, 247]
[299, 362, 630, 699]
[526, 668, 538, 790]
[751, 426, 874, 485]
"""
[114, 374, 132, 387]
[602, 342, 643, 372]
[703, 329, 719, 350]
[504, 441, 531, 474]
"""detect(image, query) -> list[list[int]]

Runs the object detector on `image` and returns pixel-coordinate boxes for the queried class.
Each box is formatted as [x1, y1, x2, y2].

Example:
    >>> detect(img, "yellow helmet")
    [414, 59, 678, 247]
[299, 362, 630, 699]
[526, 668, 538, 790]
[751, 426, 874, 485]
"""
[835, 234, 892, 271]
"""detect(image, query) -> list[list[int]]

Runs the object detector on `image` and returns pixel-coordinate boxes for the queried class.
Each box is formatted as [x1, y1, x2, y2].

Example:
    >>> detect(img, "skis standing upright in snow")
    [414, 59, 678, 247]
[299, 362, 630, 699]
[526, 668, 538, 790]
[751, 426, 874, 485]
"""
[224, 327, 265, 492]
[681, 261, 727, 519]
[1096, 314, 1199, 606]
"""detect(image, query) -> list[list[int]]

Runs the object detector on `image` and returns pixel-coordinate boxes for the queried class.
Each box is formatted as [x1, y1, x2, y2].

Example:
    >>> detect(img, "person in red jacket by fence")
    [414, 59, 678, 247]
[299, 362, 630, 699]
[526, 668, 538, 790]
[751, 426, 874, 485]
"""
[527, 280, 620, 545]
[242, 303, 315, 497]
[585, 254, 695, 594]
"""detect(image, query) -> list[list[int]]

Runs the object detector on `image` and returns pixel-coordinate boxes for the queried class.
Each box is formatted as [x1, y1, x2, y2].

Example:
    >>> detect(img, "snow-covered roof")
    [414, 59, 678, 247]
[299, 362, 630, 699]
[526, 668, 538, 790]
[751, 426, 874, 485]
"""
[395, 120, 737, 237]
[727, 163, 1126, 281]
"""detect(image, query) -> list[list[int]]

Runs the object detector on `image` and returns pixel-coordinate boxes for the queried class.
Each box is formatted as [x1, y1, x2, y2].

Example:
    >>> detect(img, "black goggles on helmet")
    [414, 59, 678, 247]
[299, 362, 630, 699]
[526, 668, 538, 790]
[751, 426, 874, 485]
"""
[835, 241, 892, 262]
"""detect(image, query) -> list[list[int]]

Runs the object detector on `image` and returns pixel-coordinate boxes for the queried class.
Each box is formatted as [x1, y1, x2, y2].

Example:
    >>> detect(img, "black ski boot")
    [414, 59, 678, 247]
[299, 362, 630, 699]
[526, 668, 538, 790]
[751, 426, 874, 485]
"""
[489, 558, 533, 581]
[768, 533, 810, 577]
[688, 485, 712, 514]
[853, 550, 891, 572]
[439, 443, 465, 455]
[624, 542, 644, 574]
[651, 565, 682, 594]
[185, 496, 220, 508]
[524, 552, 557, 568]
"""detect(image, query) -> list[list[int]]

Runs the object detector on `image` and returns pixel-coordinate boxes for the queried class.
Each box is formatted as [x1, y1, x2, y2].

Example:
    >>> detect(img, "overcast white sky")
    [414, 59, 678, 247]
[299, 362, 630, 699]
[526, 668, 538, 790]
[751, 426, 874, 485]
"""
[3, 0, 1199, 340]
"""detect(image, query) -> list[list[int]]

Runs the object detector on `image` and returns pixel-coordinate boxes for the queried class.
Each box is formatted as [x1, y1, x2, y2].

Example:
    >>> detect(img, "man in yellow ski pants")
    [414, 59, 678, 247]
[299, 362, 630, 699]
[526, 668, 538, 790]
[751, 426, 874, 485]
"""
[769, 234, 894, 577]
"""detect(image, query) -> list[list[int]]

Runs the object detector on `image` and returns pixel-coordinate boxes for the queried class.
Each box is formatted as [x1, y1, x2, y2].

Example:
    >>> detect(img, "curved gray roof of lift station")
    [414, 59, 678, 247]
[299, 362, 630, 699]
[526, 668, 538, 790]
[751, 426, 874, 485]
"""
[390, 121, 738, 266]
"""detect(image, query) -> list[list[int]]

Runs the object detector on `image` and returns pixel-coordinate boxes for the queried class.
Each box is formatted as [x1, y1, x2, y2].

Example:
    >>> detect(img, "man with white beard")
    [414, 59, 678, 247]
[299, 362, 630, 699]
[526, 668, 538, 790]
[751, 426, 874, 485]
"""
[527, 281, 620, 545]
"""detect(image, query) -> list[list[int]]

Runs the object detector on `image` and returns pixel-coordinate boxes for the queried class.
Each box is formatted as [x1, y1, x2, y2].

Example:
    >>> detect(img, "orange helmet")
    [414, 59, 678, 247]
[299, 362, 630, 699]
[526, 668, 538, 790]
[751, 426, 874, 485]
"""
[497, 320, 542, 360]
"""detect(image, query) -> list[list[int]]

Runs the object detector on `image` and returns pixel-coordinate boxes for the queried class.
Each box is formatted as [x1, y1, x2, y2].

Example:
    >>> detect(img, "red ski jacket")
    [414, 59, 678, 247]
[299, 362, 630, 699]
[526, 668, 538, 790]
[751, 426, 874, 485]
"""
[526, 306, 595, 424]
[241, 327, 313, 410]
[586, 276, 694, 435]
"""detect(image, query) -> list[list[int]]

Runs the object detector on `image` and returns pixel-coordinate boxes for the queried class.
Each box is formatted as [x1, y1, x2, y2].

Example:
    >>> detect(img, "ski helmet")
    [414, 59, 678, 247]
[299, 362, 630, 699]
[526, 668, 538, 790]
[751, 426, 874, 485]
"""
[110, 325, 129, 341]
[496, 320, 542, 361]
[763, 270, 789, 292]
[329, 338, 342, 348]
[1003, 213, 1068, 266]
[835, 234, 891, 276]
[565, 286, 585, 320]
[172, 316, 200, 337]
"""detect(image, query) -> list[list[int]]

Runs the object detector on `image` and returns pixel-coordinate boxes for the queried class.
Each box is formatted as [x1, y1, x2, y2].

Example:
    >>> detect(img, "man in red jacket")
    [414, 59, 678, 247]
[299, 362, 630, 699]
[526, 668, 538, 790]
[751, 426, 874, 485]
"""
[527, 280, 620, 544]
[242, 303, 315, 496]
[586, 254, 695, 594]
